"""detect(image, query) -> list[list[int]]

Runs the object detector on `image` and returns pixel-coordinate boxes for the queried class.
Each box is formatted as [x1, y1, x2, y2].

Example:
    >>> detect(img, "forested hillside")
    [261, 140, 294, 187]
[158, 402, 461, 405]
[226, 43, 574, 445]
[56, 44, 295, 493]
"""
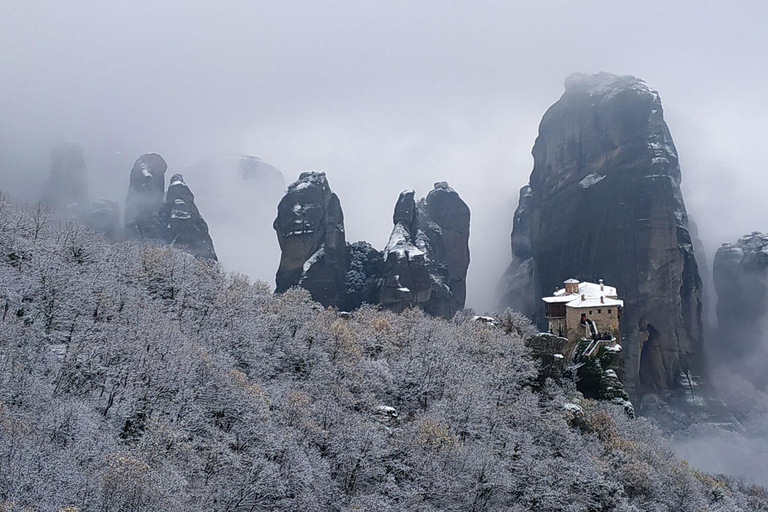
[0, 196, 765, 511]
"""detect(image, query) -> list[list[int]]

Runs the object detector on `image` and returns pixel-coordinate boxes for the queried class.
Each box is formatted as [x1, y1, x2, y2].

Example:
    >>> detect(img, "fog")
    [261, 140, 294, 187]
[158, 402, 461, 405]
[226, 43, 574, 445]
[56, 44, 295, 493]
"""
[3, 1, 766, 313]
[3, 3, 768, 477]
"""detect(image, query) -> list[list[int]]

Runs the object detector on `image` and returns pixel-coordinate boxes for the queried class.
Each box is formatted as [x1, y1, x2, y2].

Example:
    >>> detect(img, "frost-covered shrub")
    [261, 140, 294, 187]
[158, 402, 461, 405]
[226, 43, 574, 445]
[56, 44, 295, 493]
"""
[0, 196, 763, 511]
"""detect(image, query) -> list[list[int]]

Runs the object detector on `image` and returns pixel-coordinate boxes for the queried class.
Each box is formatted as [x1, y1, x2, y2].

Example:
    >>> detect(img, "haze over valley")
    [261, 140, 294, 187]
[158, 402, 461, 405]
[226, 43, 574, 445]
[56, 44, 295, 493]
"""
[2, 1, 768, 508]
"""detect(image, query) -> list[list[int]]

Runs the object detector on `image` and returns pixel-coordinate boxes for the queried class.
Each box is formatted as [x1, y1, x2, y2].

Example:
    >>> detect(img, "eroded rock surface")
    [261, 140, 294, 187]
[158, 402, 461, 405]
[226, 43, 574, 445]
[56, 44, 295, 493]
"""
[162, 174, 217, 261]
[381, 183, 470, 319]
[125, 153, 167, 240]
[274, 171, 347, 308]
[380, 190, 433, 313]
[345, 241, 385, 310]
[499, 72, 704, 397]
[421, 182, 471, 318]
[713, 232, 768, 360]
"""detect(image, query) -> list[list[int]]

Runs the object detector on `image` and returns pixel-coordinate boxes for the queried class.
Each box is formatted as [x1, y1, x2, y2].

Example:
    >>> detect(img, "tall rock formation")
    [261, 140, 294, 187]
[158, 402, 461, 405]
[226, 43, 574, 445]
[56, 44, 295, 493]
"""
[125, 153, 167, 240]
[421, 182, 471, 317]
[380, 190, 433, 313]
[499, 72, 704, 397]
[274, 171, 347, 308]
[713, 232, 768, 359]
[381, 182, 470, 319]
[345, 241, 386, 310]
[162, 174, 218, 261]
[42, 143, 89, 211]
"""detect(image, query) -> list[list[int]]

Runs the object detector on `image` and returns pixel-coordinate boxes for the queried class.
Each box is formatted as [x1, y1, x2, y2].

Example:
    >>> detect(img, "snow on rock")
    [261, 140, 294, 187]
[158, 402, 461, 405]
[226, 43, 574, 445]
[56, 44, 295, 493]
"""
[579, 173, 606, 188]
[169, 174, 187, 188]
[125, 153, 168, 240]
[563, 403, 583, 414]
[274, 171, 347, 308]
[384, 223, 425, 261]
[300, 244, 326, 281]
[162, 173, 218, 261]
[287, 171, 329, 193]
[565, 72, 660, 103]
[380, 183, 470, 319]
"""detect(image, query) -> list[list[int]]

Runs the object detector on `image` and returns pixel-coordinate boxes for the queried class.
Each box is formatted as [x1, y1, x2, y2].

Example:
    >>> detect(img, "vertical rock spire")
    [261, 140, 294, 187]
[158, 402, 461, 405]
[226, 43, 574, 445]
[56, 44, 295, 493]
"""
[125, 153, 167, 240]
[163, 174, 217, 261]
[499, 72, 704, 397]
[274, 171, 348, 308]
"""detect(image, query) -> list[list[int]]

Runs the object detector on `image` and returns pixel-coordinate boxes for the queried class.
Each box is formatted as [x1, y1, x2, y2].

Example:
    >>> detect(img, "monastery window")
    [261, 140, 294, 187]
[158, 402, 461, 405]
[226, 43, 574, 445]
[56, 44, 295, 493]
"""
[608, 309, 612, 314]
[597, 309, 602, 314]
[589, 310, 592, 315]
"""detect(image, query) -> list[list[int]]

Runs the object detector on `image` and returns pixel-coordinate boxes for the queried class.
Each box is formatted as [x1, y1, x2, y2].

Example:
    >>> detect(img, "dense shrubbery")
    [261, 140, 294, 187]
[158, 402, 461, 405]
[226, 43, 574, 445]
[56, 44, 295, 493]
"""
[0, 197, 766, 511]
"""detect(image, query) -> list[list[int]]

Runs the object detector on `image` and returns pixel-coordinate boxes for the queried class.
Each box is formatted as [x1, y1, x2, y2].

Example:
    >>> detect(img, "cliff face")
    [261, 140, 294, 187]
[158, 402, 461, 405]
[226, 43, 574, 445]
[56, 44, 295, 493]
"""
[421, 182, 471, 317]
[125, 153, 167, 240]
[380, 190, 433, 313]
[713, 232, 768, 357]
[163, 174, 217, 261]
[273, 178, 470, 317]
[345, 241, 385, 310]
[381, 183, 470, 319]
[274, 171, 347, 308]
[500, 72, 704, 397]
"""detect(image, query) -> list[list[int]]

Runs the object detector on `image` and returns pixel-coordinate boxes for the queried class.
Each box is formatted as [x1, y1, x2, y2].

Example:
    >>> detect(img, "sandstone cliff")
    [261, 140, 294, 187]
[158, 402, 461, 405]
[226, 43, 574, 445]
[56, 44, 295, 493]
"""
[125, 153, 167, 240]
[499, 72, 704, 397]
[713, 232, 768, 359]
[381, 182, 470, 319]
[345, 241, 385, 310]
[162, 174, 218, 261]
[380, 190, 433, 313]
[274, 171, 347, 308]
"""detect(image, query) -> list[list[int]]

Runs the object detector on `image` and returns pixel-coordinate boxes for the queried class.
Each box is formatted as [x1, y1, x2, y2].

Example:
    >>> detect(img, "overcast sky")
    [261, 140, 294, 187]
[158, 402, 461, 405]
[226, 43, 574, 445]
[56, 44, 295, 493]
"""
[1, 0, 767, 312]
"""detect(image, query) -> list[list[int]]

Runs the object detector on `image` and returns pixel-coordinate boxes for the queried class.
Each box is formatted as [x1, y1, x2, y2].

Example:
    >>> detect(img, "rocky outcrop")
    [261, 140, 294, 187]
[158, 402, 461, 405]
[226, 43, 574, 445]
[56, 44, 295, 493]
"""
[422, 182, 471, 317]
[380, 190, 433, 313]
[499, 72, 704, 397]
[122, 154, 218, 259]
[381, 183, 470, 319]
[162, 174, 217, 261]
[525, 332, 572, 383]
[274, 171, 347, 308]
[345, 241, 385, 310]
[42, 143, 89, 211]
[273, 176, 469, 316]
[125, 153, 167, 240]
[713, 232, 768, 357]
